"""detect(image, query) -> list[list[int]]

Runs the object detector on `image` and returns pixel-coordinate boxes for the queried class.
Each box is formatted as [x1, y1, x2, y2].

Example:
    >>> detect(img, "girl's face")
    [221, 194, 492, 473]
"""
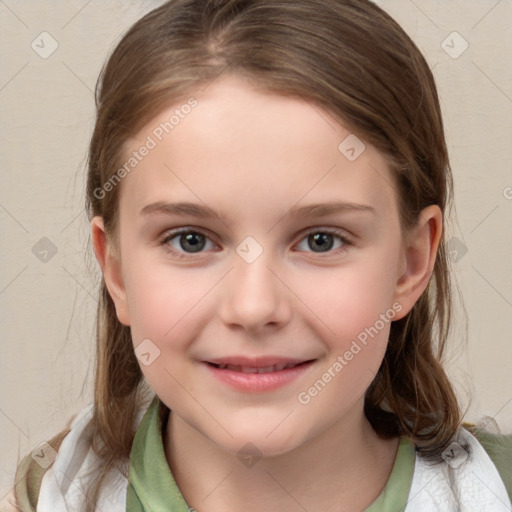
[95, 75, 437, 456]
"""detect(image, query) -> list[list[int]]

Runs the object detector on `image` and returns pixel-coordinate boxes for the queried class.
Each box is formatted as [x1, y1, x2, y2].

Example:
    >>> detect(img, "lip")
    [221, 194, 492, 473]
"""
[202, 356, 316, 392]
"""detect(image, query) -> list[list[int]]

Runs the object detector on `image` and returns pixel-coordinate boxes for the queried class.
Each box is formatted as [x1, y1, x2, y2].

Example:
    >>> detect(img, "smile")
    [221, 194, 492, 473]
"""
[202, 357, 316, 392]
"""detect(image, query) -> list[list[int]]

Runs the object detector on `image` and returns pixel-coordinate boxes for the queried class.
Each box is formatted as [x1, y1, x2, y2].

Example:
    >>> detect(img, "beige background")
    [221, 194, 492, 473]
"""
[1, 0, 511, 500]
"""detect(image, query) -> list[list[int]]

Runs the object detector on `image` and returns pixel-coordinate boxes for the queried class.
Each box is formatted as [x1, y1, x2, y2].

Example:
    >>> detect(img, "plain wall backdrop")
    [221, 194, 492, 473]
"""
[1, 0, 511, 500]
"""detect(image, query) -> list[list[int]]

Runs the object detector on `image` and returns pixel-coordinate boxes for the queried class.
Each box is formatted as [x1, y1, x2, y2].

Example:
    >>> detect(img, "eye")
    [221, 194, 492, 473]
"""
[160, 229, 216, 258]
[295, 229, 352, 255]
[159, 227, 353, 260]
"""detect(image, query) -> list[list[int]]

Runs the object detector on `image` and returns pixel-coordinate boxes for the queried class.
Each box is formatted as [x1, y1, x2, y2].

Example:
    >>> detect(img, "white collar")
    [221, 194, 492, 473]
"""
[405, 426, 512, 511]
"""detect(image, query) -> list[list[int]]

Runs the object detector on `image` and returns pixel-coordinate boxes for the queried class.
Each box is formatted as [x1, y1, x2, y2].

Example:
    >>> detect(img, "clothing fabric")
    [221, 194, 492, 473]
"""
[7, 395, 512, 512]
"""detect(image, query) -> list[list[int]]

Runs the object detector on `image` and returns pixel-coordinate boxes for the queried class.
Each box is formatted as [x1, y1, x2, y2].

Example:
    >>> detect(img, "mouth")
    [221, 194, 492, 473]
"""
[202, 357, 317, 392]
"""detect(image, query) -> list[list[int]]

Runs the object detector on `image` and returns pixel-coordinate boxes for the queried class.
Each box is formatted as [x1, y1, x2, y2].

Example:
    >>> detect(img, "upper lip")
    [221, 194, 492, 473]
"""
[204, 356, 314, 368]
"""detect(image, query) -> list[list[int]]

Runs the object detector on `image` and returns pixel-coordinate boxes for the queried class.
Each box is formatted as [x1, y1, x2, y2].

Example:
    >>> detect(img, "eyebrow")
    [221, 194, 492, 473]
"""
[140, 200, 376, 221]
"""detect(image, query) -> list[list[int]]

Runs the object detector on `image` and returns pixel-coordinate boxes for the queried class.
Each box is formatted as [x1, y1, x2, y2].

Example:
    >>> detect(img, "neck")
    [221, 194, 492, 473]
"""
[164, 402, 400, 512]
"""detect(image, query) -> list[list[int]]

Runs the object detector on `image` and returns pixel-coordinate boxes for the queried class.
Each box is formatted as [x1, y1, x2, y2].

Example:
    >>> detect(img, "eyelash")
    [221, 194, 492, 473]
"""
[158, 227, 353, 260]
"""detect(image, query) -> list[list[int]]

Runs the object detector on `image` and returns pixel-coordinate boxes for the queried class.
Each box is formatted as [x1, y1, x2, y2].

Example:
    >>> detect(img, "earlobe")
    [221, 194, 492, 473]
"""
[90, 216, 131, 326]
[392, 205, 442, 320]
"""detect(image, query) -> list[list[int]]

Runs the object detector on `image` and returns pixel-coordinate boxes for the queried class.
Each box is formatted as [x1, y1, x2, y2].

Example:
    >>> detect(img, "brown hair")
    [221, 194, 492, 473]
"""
[21, 1, 465, 510]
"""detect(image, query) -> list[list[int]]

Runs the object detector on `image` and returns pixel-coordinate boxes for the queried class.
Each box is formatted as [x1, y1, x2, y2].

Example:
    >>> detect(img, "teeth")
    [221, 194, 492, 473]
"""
[257, 366, 275, 374]
[213, 362, 301, 373]
[239, 365, 258, 374]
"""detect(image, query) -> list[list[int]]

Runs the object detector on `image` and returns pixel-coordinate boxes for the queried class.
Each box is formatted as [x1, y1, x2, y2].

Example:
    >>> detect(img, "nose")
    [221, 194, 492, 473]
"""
[218, 252, 292, 333]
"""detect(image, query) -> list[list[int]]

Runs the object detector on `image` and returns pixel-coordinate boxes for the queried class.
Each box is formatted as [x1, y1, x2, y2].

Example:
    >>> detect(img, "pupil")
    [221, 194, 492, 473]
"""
[181, 233, 205, 252]
[309, 233, 333, 252]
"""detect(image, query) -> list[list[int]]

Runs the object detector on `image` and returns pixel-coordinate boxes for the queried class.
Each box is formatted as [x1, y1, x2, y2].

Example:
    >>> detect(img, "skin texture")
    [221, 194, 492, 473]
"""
[92, 74, 442, 511]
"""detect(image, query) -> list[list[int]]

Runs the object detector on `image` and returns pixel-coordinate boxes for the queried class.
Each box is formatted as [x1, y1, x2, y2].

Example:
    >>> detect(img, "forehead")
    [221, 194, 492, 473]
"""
[118, 75, 399, 226]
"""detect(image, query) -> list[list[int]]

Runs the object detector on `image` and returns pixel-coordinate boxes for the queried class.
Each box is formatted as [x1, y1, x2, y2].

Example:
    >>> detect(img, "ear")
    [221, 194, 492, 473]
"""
[91, 216, 131, 326]
[392, 205, 442, 320]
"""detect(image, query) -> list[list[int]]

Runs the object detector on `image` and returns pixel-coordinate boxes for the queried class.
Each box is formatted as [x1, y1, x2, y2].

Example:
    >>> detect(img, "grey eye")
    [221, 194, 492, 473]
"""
[296, 232, 345, 253]
[307, 233, 334, 252]
[178, 232, 207, 253]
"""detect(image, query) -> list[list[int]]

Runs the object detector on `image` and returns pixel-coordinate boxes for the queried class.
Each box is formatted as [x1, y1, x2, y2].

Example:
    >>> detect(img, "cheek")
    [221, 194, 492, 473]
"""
[296, 320, 391, 420]
[123, 253, 209, 340]
[293, 261, 397, 341]
[122, 261, 215, 385]
[288, 260, 397, 397]
[124, 265, 206, 409]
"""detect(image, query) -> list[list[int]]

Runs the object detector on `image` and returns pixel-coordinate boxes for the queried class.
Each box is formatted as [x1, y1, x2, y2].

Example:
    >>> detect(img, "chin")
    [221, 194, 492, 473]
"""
[213, 424, 306, 460]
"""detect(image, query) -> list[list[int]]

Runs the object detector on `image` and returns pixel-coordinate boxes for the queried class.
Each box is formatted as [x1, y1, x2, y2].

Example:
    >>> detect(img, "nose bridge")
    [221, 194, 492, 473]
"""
[218, 244, 290, 330]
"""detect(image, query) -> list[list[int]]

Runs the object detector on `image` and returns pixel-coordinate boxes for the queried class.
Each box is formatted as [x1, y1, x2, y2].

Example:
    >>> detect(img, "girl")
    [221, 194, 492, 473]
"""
[7, 0, 512, 511]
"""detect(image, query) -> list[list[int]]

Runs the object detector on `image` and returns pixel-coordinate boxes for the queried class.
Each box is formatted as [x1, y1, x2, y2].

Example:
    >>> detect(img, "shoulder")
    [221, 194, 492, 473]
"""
[4, 396, 155, 512]
[1, 428, 71, 512]
[463, 421, 512, 502]
[405, 425, 512, 511]
[1, 404, 91, 512]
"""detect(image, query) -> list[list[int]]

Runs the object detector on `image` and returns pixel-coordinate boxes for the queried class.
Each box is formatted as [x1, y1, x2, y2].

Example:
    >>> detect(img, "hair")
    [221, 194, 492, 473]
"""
[20, 1, 467, 510]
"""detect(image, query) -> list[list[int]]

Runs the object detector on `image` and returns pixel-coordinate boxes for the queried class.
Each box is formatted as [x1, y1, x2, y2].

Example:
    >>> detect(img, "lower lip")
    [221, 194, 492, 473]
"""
[203, 361, 315, 392]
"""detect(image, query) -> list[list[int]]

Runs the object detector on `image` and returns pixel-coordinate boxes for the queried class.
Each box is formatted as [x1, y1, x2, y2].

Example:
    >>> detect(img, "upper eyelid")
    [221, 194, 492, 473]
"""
[161, 226, 220, 245]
